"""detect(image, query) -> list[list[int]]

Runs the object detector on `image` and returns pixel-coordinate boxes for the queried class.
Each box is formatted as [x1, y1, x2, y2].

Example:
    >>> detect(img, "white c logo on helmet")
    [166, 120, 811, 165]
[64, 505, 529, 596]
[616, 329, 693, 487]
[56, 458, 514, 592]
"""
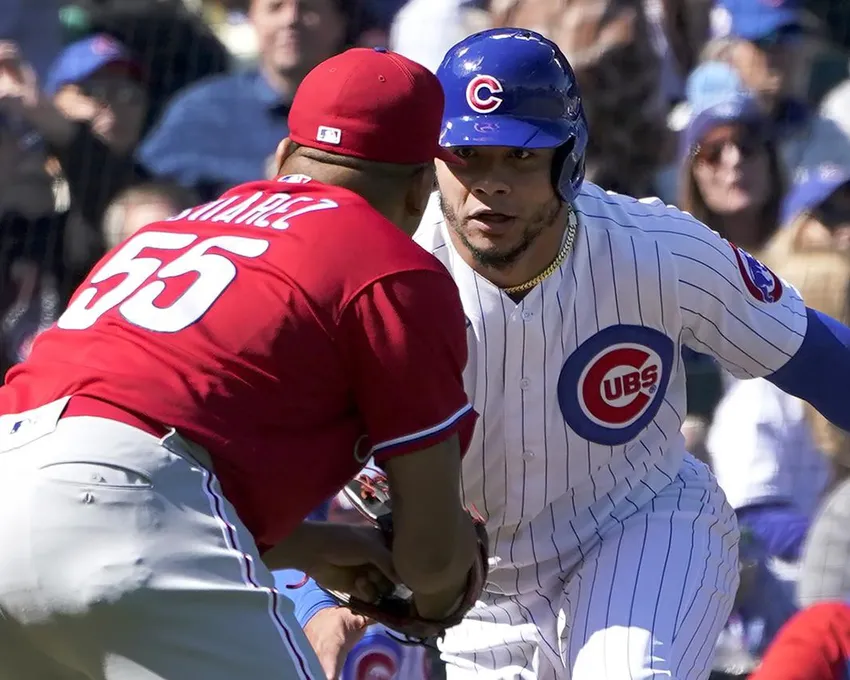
[466, 75, 504, 113]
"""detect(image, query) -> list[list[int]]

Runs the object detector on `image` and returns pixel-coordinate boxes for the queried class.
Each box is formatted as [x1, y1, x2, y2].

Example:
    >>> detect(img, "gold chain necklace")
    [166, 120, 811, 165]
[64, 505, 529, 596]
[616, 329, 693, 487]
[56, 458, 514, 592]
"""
[501, 208, 579, 295]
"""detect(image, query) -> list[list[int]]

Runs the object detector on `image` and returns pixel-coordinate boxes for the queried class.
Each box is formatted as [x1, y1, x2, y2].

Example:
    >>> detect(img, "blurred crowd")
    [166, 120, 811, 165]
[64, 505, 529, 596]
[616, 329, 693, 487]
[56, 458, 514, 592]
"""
[4, 0, 850, 677]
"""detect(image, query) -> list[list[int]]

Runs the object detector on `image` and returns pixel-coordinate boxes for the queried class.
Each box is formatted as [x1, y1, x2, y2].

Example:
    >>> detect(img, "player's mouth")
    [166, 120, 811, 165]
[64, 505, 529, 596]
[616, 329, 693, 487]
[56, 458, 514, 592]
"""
[467, 210, 517, 235]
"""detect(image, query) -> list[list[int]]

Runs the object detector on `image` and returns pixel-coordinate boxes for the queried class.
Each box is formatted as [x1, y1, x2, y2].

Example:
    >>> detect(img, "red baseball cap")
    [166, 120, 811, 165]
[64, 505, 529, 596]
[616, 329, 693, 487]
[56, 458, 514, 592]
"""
[288, 47, 461, 166]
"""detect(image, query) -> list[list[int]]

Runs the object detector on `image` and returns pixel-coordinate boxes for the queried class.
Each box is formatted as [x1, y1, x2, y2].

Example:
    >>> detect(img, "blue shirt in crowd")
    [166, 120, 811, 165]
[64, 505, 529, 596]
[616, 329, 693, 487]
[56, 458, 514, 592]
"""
[137, 70, 289, 199]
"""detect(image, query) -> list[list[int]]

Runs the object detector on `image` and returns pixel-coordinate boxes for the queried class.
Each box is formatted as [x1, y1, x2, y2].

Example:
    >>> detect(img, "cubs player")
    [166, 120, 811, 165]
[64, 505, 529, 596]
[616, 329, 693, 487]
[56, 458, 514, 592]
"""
[290, 28, 850, 680]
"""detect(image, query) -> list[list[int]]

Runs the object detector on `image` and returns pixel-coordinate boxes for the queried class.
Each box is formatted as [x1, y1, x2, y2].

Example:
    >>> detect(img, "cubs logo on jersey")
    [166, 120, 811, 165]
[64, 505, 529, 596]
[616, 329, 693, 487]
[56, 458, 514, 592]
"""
[558, 325, 674, 445]
[344, 632, 400, 680]
[350, 650, 396, 680]
[465, 75, 504, 114]
[730, 244, 783, 303]
[341, 626, 430, 680]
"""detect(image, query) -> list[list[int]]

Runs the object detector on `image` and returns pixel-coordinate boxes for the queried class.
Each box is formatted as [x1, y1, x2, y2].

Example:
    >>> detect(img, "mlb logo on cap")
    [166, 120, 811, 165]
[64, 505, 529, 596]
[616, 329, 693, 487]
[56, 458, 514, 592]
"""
[288, 47, 460, 166]
[316, 126, 342, 145]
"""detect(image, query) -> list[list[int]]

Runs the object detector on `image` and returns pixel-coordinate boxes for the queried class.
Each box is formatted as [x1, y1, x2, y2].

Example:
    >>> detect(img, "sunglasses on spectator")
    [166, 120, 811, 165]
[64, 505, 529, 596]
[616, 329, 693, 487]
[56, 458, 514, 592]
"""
[79, 80, 145, 105]
[693, 130, 765, 166]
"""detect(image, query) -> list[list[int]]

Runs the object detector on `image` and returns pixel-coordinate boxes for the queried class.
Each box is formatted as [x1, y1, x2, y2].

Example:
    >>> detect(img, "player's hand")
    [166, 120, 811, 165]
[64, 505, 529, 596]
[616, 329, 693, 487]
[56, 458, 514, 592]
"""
[305, 524, 399, 603]
[303, 606, 370, 679]
[0, 42, 39, 111]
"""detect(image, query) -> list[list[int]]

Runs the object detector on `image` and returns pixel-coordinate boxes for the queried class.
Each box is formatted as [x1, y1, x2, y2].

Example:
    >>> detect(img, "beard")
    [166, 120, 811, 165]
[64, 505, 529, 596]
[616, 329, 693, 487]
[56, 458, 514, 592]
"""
[439, 193, 562, 270]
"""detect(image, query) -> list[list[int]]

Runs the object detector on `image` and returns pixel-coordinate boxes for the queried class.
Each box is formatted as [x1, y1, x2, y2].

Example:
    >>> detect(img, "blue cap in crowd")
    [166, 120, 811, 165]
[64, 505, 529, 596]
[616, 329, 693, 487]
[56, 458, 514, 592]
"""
[781, 163, 850, 224]
[45, 34, 143, 96]
[683, 62, 765, 153]
[712, 0, 803, 42]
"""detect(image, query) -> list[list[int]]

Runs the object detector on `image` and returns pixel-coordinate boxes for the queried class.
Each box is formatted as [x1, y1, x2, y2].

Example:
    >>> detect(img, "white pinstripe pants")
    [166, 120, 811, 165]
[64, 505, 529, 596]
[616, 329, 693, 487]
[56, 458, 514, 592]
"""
[0, 402, 323, 680]
[439, 462, 740, 679]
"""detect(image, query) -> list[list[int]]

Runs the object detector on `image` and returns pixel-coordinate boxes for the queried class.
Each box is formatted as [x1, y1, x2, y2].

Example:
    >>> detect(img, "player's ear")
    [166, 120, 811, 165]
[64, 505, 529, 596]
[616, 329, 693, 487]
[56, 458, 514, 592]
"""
[273, 138, 296, 176]
[404, 163, 436, 221]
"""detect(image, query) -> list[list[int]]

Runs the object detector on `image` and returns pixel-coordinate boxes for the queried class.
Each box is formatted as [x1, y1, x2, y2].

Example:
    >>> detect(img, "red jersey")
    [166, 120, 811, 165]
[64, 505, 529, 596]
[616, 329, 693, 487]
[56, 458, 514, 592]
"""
[750, 602, 850, 680]
[0, 176, 476, 548]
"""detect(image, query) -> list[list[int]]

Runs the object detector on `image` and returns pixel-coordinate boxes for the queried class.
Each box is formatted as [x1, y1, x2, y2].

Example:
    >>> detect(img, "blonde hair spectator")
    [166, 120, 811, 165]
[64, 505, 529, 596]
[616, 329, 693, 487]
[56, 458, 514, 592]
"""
[769, 249, 850, 482]
[763, 164, 850, 264]
[679, 62, 785, 253]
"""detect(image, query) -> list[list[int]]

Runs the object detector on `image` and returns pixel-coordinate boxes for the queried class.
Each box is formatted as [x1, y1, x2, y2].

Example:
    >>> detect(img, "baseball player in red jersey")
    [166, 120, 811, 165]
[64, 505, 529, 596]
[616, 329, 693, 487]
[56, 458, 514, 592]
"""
[0, 47, 479, 680]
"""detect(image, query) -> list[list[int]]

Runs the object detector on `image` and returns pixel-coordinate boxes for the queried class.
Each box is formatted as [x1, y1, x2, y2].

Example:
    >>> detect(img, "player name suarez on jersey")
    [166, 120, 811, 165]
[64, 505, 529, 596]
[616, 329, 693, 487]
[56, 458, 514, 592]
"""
[168, 178, 338, 231]
[5, 175, 476, 550]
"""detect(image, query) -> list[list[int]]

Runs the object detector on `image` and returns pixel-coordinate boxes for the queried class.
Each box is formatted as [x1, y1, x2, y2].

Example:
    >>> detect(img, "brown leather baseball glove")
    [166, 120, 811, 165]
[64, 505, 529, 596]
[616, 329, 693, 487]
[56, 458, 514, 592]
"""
[321, 471, 490, 642]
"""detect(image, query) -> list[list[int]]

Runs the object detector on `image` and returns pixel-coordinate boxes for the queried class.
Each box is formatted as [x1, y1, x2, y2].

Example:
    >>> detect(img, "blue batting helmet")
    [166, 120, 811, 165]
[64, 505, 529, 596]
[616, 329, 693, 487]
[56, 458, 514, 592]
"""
[436, 28, 588, 203]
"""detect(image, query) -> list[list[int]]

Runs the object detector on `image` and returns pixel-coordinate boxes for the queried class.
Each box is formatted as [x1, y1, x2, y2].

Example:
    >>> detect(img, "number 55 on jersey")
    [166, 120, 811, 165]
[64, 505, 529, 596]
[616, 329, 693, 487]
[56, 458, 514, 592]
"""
[3, 174, 476, 546]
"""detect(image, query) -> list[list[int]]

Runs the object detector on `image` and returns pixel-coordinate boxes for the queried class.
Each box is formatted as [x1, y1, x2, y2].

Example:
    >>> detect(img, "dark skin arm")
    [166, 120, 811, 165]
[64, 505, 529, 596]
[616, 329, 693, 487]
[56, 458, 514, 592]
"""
[382, 434, 478, 619]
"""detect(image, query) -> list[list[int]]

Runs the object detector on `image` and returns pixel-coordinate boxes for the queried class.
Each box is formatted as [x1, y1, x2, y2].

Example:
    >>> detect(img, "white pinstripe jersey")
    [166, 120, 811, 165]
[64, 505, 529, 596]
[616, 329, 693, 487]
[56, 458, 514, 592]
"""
[414, 182, 808, 547]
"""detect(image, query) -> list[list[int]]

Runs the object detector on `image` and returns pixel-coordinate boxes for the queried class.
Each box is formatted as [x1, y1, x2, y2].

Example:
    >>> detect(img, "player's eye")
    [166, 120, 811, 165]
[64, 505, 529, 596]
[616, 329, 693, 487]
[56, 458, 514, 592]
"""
[452, 147, 475, 159]
[509, 149, 534, 161]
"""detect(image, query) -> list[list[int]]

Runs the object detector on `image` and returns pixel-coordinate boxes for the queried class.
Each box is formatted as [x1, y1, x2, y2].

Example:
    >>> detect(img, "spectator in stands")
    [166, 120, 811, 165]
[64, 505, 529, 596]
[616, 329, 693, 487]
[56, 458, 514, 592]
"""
[494, 0, 713, 109]
[0, 114, 54, 222]
[0, 110, 65, 375]
[707, 377, 826, 563]
[101, 180, 198, 250]
[766, 163, 850, 255]
[678, 62, 784, 253]
[0, 37, 151, 288]
[46, 34, 148, 154]
[493, 0, 675, 199]
[656, 0, 715, 105]
[712, 0, 805, 115]
[708, 0, 850, 172]
[799, 472, 850, 605]
[781, 251, 850, 492]
[73, 0, 232, 131]
[138, 0, 365, 199]
[775, 251, 850, 605]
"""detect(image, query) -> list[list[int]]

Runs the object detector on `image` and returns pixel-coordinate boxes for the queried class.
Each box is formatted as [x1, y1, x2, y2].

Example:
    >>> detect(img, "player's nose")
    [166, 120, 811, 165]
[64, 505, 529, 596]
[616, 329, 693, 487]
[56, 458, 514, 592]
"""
[470, 177, 511, 198]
